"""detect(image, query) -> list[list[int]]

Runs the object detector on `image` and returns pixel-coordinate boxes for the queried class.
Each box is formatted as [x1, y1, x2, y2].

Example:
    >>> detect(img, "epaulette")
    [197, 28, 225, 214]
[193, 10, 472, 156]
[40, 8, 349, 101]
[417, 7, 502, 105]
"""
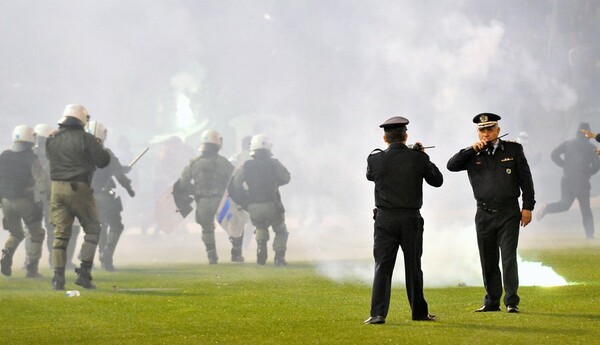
[503, 140, 522, 146]
[369, 148, 384, 155]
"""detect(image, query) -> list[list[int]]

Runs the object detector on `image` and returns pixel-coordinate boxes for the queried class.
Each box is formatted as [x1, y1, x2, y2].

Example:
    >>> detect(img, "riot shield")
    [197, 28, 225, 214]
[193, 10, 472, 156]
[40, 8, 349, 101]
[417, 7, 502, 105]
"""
[155, 182, 193, 234]
[216, 192, 248, 239]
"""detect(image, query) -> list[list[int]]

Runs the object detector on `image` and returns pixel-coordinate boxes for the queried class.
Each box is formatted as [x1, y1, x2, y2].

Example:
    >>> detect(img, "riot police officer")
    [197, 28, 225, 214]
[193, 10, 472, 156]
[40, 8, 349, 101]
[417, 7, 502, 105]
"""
[175, 130, 234, 264]
[87, 121, 135, 271]
[46, 104, 111, 290]
[0, 125, 49, 278]
[228, 134, 291, 266]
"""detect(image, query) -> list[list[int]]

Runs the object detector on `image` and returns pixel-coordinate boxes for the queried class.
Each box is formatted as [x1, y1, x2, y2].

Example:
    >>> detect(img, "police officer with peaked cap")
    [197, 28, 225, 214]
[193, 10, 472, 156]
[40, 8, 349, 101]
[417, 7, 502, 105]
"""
[364, 116, 443, 324]
[447, 112, 535, 314]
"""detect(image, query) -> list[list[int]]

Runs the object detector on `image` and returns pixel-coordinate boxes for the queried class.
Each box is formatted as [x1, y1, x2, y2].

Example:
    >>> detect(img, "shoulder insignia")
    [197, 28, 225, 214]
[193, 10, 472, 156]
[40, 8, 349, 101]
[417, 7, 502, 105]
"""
[369, 148, 384, 155]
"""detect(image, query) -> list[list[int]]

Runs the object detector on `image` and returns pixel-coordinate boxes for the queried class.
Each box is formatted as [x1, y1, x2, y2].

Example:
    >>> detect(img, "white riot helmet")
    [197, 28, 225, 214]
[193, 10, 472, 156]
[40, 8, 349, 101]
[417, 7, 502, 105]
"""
[87, 121, 108, 143]
[11, 125, 36, 152]
[34, 124, 54, 138]
[198, 130, 222, 151]
[12, 125, 36, 143]
[250, 134, 273, 152]
[58, 104, 89, 126]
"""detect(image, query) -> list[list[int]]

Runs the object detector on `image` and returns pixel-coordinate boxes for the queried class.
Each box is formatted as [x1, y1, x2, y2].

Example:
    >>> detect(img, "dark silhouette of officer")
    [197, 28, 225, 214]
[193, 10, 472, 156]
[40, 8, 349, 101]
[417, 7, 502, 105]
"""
[537, 123, 600, 239]
[364, 116, 443, 325]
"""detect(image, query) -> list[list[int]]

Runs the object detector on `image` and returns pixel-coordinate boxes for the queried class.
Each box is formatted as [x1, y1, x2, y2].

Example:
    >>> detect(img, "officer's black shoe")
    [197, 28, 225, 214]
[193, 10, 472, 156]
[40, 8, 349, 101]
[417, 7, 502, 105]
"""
[414, 314, 437, 321]
[1, 249, 13, 277]
[52, 269, 66, 290]
[475, 305, 501, 312]
[507, 305, 520, 313]
[75, 264, 96, 289]
[364, 316, 385, 324]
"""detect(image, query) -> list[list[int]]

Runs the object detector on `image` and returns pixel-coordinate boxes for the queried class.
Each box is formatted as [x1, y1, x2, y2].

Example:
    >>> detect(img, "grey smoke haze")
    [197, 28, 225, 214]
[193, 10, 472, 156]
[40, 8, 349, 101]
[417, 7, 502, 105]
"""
[1, 1, 598, 286]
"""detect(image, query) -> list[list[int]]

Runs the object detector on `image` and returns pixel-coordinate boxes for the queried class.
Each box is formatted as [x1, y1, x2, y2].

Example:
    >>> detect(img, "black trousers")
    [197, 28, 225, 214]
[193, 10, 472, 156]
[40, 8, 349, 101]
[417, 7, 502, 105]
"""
[545, 177, 594, 238]
[475, 203, 521, 307]
[370, 209, 429, 320]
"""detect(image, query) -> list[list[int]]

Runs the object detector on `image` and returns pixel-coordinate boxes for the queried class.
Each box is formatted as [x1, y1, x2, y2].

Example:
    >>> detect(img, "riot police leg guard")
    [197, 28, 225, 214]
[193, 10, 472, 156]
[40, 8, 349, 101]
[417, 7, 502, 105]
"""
[25, 222, 45, 278]
[254, 227, 269, 265]
[65, 226, 82, 269]
[202, 232, 218, 264]
[256, 240, 268, 265]
[26, 241, 44, 278]
[273, 222, 289, 266]
[52, 267, 66, 290]
[230, 234, 245, 262]
[51, 237, 69, 289]
[100, 228, 123, 272]
[75, 261, 96, 289]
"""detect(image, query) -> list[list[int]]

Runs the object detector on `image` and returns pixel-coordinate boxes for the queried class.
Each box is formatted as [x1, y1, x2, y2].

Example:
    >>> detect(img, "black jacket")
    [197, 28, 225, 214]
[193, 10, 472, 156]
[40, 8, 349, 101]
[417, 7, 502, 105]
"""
[367, 142, 443, 210]
[447, 140, 535, 210]
[551, 136, 600, 180]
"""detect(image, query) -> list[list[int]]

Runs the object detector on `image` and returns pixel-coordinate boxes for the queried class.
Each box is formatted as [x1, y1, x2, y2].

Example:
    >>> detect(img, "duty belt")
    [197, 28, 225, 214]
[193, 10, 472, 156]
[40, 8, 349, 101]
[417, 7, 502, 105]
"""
[477, 200, 517, 212]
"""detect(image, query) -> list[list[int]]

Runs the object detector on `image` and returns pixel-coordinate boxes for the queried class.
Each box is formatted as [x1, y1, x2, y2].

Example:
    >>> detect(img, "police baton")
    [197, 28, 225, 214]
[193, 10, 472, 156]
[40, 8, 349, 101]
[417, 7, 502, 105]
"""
[408, 143, 435, 151]
[484, 133, 509, 148]
[128, 147, 149, 169]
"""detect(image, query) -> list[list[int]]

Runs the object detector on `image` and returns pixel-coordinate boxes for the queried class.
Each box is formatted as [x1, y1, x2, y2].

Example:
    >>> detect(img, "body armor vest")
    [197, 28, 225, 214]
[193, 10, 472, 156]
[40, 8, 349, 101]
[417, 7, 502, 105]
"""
[244, 157, 278, 203]
[0, 150, 36, 199]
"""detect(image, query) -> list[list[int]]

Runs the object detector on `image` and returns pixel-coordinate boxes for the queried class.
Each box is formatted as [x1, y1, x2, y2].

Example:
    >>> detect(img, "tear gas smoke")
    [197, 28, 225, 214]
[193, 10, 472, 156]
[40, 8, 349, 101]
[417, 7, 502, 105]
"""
[1, 1, 597, 287]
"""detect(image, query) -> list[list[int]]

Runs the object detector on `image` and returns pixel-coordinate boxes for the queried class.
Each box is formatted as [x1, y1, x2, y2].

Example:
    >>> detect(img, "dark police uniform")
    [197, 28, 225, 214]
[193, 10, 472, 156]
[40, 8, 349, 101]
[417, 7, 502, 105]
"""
[539, 124, 599, 238]
[447, 113, 535, 311]
[366, 116, 443, 323]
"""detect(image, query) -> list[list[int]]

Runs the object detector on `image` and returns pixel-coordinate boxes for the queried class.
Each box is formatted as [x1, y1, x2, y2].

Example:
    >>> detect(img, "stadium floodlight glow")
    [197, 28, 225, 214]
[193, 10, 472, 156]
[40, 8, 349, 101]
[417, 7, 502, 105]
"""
[175, 94, 195, 129]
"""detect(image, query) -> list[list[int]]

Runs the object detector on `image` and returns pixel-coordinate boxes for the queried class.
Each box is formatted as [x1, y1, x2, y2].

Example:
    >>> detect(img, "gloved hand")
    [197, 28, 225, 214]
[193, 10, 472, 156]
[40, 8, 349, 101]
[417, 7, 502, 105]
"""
[126, 186, 135, 197]
[409, 142, 424, 152]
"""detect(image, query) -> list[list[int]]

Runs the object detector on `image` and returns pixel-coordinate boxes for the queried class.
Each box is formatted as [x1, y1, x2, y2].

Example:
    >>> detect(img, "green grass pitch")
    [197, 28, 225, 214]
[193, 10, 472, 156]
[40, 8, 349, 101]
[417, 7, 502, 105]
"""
[1, 246, 599, 344]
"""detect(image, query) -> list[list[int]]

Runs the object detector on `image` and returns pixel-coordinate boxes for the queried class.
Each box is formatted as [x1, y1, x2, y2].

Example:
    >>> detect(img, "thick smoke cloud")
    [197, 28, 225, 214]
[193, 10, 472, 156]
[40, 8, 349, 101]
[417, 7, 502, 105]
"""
[1, 1, 597, 286]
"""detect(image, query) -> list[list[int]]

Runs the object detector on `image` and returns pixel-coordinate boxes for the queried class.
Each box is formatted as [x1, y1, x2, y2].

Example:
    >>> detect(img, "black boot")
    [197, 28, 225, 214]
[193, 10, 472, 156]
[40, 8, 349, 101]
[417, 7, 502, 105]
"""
[257, 240, 267, 265]
[230, 236, 244, 262]
[204, 242, 218, 264]
[274, 251, 287, 266]
[26, 260, 42, 278]
[100, 255, 115, 272]
[1, 248, 14, 277]
[75, 261, 96, 289]
[52, 268, 66, 290]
